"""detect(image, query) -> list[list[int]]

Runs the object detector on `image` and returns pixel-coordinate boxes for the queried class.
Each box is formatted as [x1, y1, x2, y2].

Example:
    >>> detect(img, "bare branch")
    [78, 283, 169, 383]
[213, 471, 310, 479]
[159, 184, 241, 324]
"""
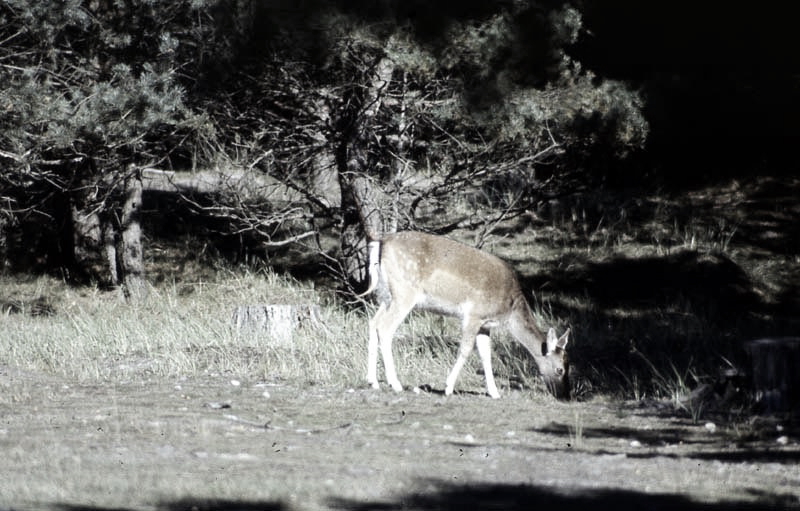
[260, 230, 317, 248]
[0, 149, 27, 163]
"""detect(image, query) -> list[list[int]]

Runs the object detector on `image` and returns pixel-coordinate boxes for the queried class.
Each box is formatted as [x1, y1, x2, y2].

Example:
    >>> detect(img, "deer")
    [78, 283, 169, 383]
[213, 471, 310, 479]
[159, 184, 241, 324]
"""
[360, 231, 571, 400]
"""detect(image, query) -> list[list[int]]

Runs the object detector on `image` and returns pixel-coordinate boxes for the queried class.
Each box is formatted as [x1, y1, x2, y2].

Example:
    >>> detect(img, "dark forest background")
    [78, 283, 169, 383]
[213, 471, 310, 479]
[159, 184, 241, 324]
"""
[1, 0, 797, 297]
[576, 2, 798, 181]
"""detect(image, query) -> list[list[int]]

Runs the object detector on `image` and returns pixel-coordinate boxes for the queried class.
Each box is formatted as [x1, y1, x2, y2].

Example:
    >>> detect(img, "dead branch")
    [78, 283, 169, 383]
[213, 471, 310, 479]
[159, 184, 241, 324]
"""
[259, 230, 316, 247]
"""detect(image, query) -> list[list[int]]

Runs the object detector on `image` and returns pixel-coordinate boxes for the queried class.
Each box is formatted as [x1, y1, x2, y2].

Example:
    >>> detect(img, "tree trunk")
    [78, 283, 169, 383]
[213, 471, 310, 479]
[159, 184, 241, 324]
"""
[309, 95, 341, 209]
[339, 172, 383, 287]
[338, 57, 396, 290]
[0, 213, 8, 272]
[118, 169, 147, 302]
[70, 202, 103, 278]
[104, 222, 119, 286]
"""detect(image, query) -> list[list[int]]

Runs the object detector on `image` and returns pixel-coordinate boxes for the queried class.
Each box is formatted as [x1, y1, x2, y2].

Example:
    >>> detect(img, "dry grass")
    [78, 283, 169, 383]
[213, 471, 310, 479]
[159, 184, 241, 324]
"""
[1, 271, 312, 380]
[0, 269, 539, 399]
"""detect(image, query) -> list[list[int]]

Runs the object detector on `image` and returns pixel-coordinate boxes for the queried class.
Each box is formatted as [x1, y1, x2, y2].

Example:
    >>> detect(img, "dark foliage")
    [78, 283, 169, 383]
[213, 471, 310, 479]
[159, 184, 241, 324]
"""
[573, 2, 800, 183]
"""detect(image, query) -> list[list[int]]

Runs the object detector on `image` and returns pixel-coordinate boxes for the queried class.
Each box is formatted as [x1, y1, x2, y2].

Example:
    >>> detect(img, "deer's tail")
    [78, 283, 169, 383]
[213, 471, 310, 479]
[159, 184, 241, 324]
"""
[356, 239, 382, 297]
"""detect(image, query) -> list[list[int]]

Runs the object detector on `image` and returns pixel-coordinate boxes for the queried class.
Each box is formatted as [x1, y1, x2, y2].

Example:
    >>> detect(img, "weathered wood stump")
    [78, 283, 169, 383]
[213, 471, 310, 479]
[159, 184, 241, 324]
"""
[745, 337, 800, 414]
[231, 304, 322, 345]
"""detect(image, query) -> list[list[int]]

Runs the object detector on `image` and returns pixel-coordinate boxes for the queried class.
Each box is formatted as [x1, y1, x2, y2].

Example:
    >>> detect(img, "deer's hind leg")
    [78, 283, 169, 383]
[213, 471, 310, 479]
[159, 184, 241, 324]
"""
[371, 295, 415, 392]
[475, 328, 500, 398]
[367, 302, 386, 389]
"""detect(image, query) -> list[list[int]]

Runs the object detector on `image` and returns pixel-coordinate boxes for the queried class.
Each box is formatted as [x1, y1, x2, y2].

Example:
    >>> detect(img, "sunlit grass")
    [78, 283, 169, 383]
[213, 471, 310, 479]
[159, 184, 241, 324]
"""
[0, 269, 566, 399]
[1, 270, 352, 383]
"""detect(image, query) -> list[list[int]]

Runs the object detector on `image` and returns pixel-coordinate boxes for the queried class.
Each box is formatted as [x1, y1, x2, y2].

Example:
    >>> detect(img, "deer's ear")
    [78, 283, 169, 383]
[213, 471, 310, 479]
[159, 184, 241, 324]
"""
[546, 328, 569, 353]
[546, 328, 558, 353]
[557, 328, 570, 350]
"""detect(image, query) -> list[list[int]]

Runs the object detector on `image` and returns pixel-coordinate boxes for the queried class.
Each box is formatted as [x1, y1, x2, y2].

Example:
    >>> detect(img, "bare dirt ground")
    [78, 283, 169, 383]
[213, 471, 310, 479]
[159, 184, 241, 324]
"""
[2, 366, 799, 511]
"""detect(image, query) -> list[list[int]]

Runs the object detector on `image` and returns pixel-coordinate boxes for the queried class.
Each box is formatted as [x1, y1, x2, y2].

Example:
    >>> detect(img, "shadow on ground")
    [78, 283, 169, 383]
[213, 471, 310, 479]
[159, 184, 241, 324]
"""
[51, 482, 800, 511]
[532, 420, 715, 447]
[54, 499, 287, 511]
[524, 250, 767, 325]
[329, 480, 800, 511]
[530, 421, 800, 464]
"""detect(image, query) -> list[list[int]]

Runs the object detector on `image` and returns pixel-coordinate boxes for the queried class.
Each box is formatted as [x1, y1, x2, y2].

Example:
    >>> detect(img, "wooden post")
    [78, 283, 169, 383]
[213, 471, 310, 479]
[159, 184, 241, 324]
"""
[745, 337, 800, 414]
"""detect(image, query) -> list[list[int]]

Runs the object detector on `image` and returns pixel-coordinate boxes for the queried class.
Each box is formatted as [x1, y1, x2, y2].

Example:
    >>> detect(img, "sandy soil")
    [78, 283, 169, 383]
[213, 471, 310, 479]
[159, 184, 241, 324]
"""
[1, 366, 799, 511]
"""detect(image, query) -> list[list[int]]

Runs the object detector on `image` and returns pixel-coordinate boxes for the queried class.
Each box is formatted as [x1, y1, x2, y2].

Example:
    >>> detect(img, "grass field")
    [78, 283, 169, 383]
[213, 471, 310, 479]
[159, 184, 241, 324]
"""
[0, 269, 476, 392]
[1, 176, 799, 510]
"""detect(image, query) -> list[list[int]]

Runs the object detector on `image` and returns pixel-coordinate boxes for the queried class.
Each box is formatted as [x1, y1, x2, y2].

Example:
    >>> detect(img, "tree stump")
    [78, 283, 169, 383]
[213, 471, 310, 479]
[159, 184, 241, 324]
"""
[231, 304, 322, 346]
[745, 337, 800, 414]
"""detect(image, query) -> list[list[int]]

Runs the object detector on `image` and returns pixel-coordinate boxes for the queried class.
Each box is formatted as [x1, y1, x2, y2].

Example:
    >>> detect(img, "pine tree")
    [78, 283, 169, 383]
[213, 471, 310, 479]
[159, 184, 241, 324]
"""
[0, 0, 213, 299]
[208, 1, 649, 290]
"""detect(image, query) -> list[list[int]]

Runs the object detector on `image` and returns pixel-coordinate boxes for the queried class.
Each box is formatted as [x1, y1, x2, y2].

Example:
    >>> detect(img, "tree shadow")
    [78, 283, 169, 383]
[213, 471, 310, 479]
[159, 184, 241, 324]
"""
[532, 420, 800, 464]
[687, 450, 800, 465]
[523, 249, 764, 321]
[54, 506, 138, 511]
[54, 499, 288, 511]
[721, 177, 800, 258]
[530, 420, 716, 448]
[622, 449, 800, 466]
[515, 175, 800, 332]
[329, 480, 799, 511]
[515, 246, 800, 399]
[160, 499, 287, 511]
[48, 484, 800, 511]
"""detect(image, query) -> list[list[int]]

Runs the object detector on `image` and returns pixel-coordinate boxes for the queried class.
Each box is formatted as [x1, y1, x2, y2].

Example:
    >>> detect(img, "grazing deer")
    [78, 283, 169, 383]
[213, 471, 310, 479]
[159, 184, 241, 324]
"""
[361, 231, 570, 399]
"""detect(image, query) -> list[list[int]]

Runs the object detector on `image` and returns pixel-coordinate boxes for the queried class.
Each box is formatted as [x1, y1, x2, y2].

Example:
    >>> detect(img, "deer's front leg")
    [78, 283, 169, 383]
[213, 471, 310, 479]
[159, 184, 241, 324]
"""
[445, 320, 482, 396]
